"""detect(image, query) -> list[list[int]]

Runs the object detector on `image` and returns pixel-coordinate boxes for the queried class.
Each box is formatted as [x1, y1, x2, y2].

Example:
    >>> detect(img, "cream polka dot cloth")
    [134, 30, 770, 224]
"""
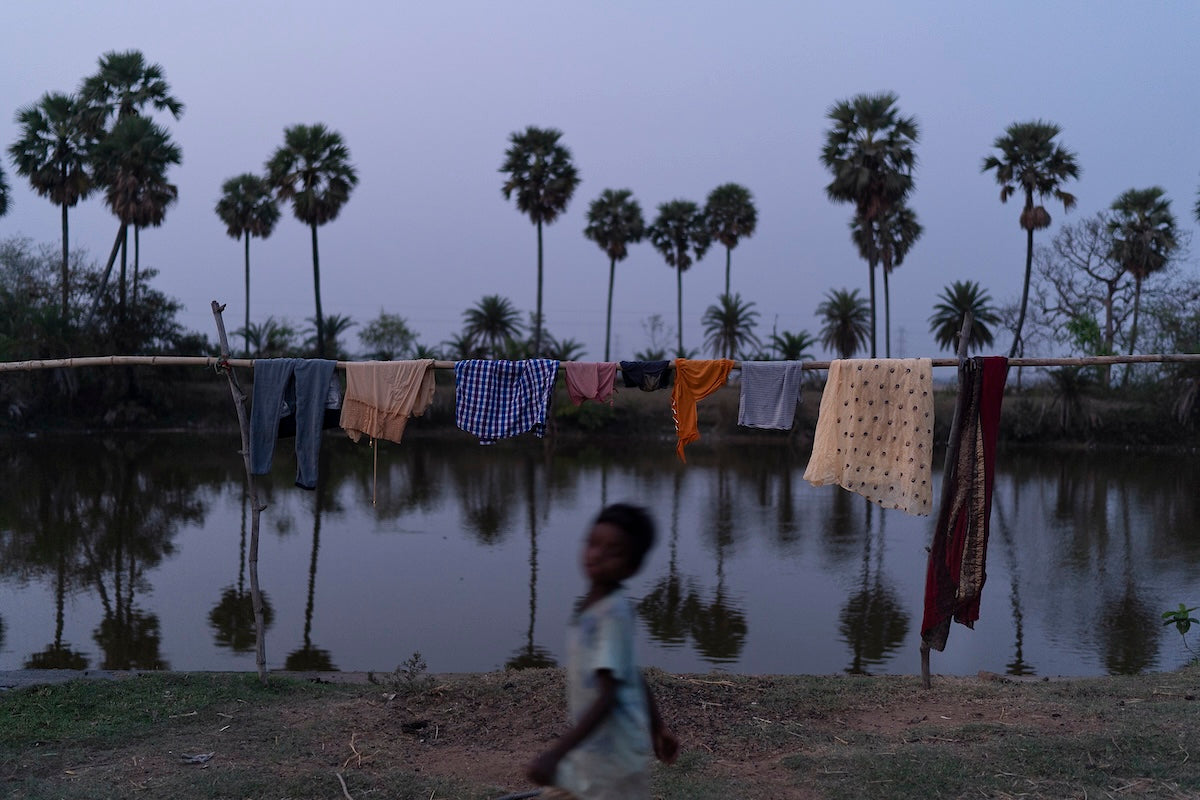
[803, 358, 934, 515]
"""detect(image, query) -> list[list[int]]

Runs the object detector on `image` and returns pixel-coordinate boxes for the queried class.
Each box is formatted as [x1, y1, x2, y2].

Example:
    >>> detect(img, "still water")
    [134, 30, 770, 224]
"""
[1, 432, 1197, 677]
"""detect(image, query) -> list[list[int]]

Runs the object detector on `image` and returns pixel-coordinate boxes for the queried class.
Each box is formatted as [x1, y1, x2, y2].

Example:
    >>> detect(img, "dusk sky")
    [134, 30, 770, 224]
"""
[4, 1, 1198, 361]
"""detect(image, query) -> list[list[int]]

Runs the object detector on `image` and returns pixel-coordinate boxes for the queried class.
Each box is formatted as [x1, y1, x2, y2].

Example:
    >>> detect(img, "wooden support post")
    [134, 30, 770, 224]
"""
[211, 301, 270, 685]
[921, 312, 974, 690]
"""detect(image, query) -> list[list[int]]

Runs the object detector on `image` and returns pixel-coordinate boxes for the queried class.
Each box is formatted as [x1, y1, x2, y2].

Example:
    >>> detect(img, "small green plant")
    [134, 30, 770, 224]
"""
[1162, 603, 1200, 657]
[369, 651, 433, 695]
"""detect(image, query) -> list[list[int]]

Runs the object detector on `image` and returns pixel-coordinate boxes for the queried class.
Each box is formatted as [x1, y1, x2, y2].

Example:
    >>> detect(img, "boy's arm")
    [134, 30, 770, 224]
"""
[643, 672, 679, 764]
[525, 669, 619, 785]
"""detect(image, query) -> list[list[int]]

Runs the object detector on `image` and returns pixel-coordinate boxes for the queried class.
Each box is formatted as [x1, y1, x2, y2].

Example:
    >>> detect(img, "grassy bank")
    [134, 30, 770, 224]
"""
[2, 665, 1198, 799]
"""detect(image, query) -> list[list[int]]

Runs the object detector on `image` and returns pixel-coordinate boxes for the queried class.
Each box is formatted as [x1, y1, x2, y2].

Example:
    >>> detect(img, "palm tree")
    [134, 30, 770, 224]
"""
[852, 202, 922, 357]
[769, 330, 816, 361]
[216, 174, 280, 356]
[821, 92, 919, 358]
[499, 126, 580, 356]
[266, 123, 359, 358]
[649, 200, 710, 356]
[79, 50, 184, 313]
[583, 188, 645, 361]
[462, 295, 524, 357]
[1107, 187, 1179, 360]
[982, 120, 1080, 358]
[817, 288, 871, 359]
[704, 183, 758, 296]
[702, 293, 760, 359]
[0, 164, 8, 218]
[78, 50, 184, 128]
[8, 92, 93, 316]
[304, 313, 356, 359]
[928, 280, 1000, 353]
[90, 115, 181, 321]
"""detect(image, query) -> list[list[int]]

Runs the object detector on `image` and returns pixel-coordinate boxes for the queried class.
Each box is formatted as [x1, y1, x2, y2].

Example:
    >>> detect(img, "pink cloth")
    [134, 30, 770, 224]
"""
[563, 362, 618, 406]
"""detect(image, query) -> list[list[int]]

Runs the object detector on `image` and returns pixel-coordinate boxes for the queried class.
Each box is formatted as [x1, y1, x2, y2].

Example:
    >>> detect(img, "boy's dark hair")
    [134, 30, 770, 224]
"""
[594, 503, 656, 572]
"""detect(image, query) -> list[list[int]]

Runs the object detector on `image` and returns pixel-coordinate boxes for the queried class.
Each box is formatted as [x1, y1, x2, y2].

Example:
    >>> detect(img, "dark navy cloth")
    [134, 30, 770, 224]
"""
[619, 360, 673, 391]
[250, 358, 337, 489]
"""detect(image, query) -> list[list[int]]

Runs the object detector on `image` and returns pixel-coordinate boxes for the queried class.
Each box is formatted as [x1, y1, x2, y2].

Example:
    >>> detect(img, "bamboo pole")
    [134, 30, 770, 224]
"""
[210, 301, 269, 685]
[921, 313, 974, 690]
[1, 352, 1197, 374]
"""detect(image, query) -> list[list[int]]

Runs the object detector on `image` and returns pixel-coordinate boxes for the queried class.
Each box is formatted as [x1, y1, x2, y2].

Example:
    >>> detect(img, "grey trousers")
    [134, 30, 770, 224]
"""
[249, 358, 337, 490]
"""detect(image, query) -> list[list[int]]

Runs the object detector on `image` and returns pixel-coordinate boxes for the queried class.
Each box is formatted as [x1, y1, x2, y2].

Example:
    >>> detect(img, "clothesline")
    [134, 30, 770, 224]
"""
[1, 352, 1198, 373]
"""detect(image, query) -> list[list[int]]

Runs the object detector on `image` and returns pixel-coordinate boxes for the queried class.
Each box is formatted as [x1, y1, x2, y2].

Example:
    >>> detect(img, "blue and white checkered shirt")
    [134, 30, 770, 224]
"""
[454, 359, 559, 444]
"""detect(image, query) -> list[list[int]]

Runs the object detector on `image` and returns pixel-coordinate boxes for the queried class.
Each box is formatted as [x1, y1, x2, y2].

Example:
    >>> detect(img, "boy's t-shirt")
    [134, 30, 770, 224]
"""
[556, 587, 651, 799]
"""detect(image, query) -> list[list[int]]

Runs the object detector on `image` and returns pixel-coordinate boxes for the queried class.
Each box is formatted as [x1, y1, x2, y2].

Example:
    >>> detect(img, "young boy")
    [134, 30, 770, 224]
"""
[525, 503, 678, 800]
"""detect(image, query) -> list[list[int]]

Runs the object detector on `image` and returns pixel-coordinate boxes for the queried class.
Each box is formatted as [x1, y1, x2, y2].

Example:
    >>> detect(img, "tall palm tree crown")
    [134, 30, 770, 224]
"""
[982, 120, 1080, 358]
[928, 280, 999, 353]
[1107, 186, 1179, 358]
[821, 92, 919, 358]
[584, 188, 645, 361]
[648, 200, 711, 357]
[266, 123, 358, 358]
[704, 183, 757, 296]
[702, 293, 761, 359]
[816, 288, 871, 360]
[216, 173, 281, 355]
[8, 92, 94, 315]
[462, 295, 524, 358]
[852, 202, 922, 357]
[769, 330, 816, 362]
[499, 126, 580, 356]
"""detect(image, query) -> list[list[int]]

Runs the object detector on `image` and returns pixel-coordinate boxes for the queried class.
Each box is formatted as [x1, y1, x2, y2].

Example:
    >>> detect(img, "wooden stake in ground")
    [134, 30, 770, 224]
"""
[211, 300, 270, 684]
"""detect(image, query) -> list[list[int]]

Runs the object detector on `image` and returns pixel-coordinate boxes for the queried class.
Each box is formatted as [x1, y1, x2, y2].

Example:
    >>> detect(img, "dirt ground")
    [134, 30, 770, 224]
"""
[4, 666, 1198, 800]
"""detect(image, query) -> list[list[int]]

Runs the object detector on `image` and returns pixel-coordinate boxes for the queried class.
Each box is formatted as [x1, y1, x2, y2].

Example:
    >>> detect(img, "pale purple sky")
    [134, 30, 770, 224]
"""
[4, 0, 1198, 360]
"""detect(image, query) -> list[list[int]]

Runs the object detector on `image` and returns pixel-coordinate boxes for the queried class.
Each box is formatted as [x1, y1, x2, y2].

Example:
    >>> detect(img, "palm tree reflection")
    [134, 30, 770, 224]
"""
[1099, 488, 1159, 674]
[285, 475, 335, 672]
[839, 500, 908, 674]
[507, 458, 556, 670]
[209, 492, 274, 653]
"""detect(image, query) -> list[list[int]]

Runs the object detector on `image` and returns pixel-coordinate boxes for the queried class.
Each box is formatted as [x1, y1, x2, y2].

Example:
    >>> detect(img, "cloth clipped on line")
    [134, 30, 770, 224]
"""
[563, 361, 619, 406]
[340, 359, 436, 445]
[737, 360, 805, 430]
[454, 358, 559, 444]
[803, 358, 934, 515]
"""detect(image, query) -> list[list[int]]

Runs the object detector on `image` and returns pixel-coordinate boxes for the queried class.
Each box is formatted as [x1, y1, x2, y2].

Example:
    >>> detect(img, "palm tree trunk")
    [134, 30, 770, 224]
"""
[60, 202, 69, 317]
[1123, 277, 1143, 388]
[118, 226, 128, 324]
[310, 222, 324, 358]
[676, 263, 684, 357]
[1011, 211, 1035, 359]
[88, 226, 125, 325]
[605, 256, 615, 361]
[883, 267, 892, 358]
[244, 232, 252, 358]
[725, 246, 731, 297]
[867, 254, 878, 358]
[133, 225, 140, 307]
[535, 219, 544, 355]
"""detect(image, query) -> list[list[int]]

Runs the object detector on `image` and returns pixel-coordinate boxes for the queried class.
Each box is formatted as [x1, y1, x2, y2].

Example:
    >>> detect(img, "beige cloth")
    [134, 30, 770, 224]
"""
[803, 358, 934, 515]
[339, 360, 436, 444]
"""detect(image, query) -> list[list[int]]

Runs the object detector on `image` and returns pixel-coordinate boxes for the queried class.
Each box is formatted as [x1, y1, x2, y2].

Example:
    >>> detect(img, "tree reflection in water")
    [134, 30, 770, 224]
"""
[507, 457, 556, 670]
[1100, 487, 1160, 674]
[209, 492, 274, 653]
[838, 498, 908, 674]
[992, 486, 1035, 676]
[285, 461, 336, 672]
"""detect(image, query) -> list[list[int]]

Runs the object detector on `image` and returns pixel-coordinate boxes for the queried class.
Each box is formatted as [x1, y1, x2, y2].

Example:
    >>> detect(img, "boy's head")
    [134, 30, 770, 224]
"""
[584, 503, 656, 585]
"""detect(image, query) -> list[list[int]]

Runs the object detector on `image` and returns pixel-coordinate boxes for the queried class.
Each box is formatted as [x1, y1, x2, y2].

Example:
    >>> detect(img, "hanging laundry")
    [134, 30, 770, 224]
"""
[921, 356, 1008, 652]
[249, 358, 337, 490]
[620, 360, 672, 391]
[672, 358, 734, 462]
[340, 359, 436, 444]
[803, 358, 934, 515]
[275, 373, 343, 437]
[563, 361, 619, 406]
[455, 358, 559, 444]
[737, 361, 806, 430]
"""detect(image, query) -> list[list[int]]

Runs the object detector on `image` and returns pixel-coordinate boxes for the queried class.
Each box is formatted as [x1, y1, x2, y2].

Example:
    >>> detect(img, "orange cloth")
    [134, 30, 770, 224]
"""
[339, 360, 436, 444]
[671, 358, 734, 462]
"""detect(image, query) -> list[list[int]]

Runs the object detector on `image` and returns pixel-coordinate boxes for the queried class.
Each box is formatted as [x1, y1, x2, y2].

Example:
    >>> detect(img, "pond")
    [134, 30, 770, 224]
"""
[1, 432, 1197, 677]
